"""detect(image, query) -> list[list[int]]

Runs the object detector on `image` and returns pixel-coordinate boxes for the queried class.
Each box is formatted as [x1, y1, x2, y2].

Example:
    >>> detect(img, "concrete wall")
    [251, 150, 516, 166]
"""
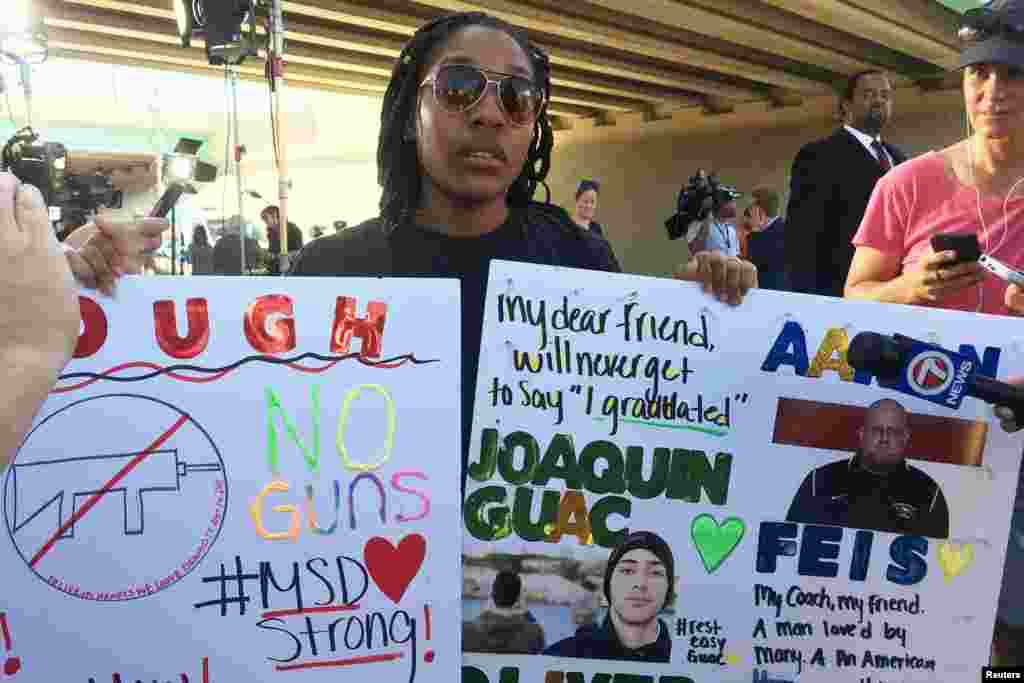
[545, 89, 966, 278]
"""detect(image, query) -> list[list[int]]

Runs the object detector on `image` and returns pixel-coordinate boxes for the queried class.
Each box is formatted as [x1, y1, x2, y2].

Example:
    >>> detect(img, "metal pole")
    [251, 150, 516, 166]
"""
[170, 205, 177, 275]
[269, 0, 291, 274]
[229, 67, 246, 274]
[18, 62, 32, 128]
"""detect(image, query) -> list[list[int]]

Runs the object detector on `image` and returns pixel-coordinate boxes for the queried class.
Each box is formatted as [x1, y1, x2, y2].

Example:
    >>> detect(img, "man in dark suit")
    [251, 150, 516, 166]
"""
[745, 186, 789, 291]
[785, 71, 908, 297]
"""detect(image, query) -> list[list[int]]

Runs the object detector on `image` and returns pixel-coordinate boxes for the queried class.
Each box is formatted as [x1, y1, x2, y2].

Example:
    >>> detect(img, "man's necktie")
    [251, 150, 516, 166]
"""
[871, 140, 892, 173]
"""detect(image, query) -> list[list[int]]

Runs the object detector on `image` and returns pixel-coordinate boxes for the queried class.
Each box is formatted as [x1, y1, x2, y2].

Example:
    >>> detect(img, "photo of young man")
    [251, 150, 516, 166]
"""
[544, 531, 674, 663]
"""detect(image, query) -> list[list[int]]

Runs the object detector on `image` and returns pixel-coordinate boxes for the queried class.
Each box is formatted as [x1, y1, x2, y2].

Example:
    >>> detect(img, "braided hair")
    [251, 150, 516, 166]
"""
[377, 12, 555, 232]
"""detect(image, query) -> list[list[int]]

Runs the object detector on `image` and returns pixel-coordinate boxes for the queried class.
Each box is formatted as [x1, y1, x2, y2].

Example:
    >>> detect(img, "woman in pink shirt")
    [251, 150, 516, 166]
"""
[846, 1, 1024, 666]
[845, 3, 1024, 318]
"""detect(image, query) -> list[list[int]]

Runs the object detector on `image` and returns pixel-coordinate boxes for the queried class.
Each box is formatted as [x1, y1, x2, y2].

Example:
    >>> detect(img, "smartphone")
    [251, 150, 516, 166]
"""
[980, 254, 1024, 287]
[149, 183, 186, 218]
[930, 232, 981, 263]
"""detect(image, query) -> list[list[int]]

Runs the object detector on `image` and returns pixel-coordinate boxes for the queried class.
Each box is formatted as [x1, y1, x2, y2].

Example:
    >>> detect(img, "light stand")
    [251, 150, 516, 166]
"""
[267, 0, 292, 273]
[173, 1, 255, 275]
[171, 205, 177, 275]
[16, 63, 33, 128]
[0, 2, 47, 128]
[228, 66, 247, 274]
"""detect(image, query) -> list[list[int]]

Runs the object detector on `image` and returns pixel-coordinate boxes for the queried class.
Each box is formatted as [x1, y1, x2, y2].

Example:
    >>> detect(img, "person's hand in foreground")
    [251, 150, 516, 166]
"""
[0, 172, 80, 463]
[64, 212, 168, 296]
[675, 251, 758, 306]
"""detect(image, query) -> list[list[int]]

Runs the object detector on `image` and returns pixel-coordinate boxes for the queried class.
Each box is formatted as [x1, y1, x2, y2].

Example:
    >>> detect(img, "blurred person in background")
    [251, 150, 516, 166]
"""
[261, 205, 304, 275]
[696, 196, 740, 258]
[213, 217, 263, 275]
[187, 224, 215, 275]
[572, 179, 604, 237]
[570, 178, 620, 268]
[745, 186, 790, 291]
[736, 206, 753, 260]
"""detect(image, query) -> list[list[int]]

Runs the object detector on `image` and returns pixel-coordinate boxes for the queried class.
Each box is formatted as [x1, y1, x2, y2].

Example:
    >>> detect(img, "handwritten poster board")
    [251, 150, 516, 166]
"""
[462, 260, 1024, 683]
[1, 276, 461, 682]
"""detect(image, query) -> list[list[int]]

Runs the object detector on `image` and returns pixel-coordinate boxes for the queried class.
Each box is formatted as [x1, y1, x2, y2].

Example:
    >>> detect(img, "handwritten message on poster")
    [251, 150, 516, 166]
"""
[1, 276, 461, 682]
[462, 260, 1023, 683]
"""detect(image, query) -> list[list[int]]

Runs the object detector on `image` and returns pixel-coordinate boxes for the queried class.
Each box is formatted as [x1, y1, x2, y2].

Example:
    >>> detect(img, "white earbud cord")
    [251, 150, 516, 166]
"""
[968, 129, 1024, 312]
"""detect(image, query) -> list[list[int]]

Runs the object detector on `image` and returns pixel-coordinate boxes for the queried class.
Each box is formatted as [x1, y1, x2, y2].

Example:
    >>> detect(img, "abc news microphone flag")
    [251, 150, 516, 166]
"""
[463, 261, 1023, 683]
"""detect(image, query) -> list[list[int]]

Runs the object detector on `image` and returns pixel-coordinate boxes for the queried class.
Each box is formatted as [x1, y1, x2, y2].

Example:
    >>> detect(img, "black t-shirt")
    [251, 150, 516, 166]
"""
[290, 202, 621, 484]
[786, 454, 950, 539]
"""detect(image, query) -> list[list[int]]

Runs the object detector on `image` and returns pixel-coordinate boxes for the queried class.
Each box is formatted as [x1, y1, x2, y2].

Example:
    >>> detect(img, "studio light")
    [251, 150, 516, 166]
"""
[0, 0, 47, 66]
[162, 138, 219, 188]
[165, 155, 196, 184]
[172, 0, 258, 65]
[174, 0, 195, 48]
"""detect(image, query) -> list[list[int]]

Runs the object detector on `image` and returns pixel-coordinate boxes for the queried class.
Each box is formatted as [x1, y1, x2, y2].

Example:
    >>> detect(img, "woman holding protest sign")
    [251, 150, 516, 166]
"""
[288, 12, 757, 485]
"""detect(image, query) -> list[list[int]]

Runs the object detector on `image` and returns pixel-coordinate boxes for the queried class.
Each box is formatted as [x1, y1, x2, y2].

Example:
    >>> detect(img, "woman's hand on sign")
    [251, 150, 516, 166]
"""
[1005, 283, 1024, 315]
[897, 249, 984, 305]
[0, 172, 80, 377]
[675, 251, 757, 306]
[64, 213, 169, 295]
[994, 375, 1024, 433]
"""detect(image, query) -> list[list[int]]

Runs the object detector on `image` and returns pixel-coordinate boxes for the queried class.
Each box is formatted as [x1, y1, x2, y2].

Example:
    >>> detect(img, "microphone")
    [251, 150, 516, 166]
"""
[848, 332, 1024, 419]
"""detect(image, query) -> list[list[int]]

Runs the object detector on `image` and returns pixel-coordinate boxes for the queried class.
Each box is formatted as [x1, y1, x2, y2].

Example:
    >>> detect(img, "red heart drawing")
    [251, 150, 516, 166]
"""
[364, 534, 427, 604]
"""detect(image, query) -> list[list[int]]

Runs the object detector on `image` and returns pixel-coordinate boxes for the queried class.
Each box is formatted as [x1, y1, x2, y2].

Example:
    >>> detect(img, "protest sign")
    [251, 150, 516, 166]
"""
[1, 276, 461, 682]
[462, 260, 1023, 683]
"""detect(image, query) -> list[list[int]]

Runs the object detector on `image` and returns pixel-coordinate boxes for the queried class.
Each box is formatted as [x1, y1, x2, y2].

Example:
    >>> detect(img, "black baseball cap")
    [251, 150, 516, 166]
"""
[958, 1, 1024, 70]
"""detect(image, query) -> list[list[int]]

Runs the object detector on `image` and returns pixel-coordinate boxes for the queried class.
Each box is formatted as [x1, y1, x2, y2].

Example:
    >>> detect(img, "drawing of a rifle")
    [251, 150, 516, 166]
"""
[10, 450, 222, 538]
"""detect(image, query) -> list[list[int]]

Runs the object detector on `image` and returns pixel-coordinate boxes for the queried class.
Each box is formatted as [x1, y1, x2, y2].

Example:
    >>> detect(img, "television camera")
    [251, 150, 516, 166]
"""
[2, 127, 122, 230]
[664, 170, 742, 241]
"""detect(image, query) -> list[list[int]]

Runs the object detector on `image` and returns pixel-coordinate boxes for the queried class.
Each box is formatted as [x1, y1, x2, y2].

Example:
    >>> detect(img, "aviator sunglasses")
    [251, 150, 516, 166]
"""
[420, 63, 546, 127]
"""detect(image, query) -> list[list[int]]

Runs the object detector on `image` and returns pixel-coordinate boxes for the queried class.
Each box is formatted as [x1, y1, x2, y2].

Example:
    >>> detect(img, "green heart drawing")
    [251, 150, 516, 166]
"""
[691, 514, 745, 573]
